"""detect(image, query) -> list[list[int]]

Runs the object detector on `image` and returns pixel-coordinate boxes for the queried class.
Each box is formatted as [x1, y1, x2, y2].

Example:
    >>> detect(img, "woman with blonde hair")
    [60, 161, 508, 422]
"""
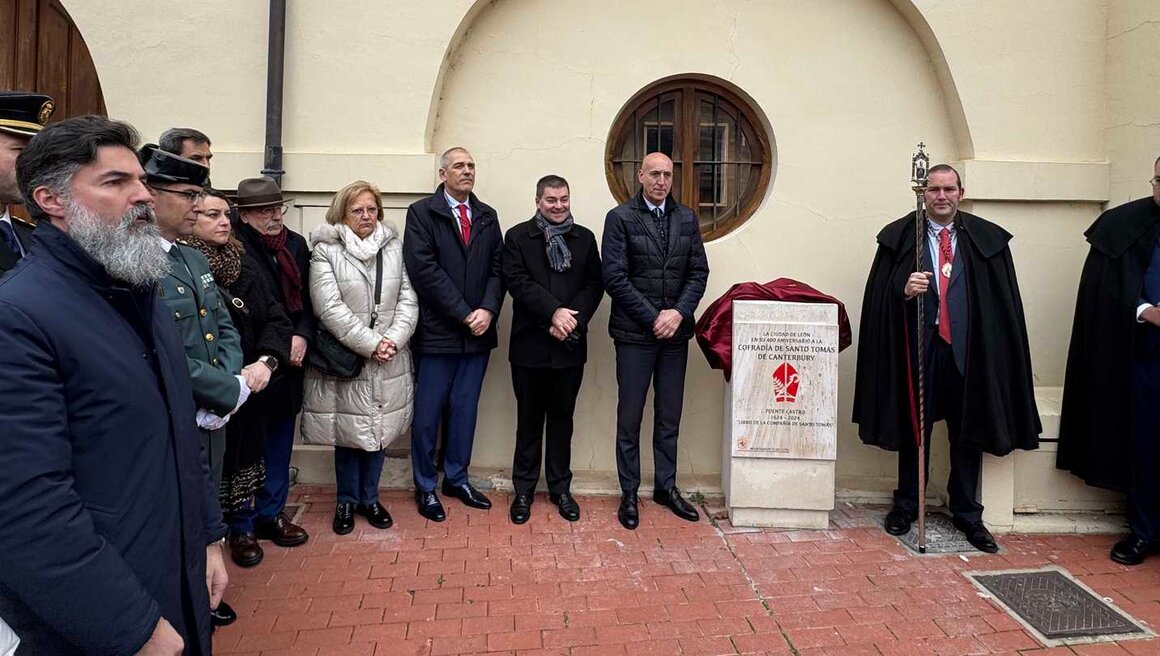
[301, 180, 418, 534]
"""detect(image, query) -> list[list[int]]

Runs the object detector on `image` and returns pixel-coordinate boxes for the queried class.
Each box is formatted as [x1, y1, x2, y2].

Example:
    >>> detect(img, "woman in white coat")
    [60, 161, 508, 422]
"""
[301, 181, 418, 534]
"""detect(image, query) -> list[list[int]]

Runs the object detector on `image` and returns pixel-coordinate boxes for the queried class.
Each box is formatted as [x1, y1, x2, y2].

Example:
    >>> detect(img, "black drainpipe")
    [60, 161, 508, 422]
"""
[261, 0, 287, 185]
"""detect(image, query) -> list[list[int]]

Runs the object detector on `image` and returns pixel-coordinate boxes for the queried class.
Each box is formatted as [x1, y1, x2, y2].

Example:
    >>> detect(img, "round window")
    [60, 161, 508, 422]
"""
[605, 75, 773, 241]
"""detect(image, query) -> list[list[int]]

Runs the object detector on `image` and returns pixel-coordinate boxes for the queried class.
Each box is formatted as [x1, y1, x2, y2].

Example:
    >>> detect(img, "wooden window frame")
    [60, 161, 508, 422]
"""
[605, 76, 772, 241]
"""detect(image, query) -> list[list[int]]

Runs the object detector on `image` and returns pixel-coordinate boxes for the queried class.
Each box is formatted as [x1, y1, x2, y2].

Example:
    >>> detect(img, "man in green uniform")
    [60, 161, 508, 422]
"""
[141, 144, 247, 627]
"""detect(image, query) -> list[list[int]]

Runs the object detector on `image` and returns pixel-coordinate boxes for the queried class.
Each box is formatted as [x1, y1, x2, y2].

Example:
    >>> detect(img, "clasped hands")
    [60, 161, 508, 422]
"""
[373, 337, 397, 363]
[463, 308, 493, 337]
[549, 307, 580, 341]
[652, 308, 683, 340]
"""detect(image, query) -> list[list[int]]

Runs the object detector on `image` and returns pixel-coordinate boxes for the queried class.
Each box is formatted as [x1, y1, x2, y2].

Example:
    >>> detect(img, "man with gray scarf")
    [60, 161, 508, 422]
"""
[500, 175, 603, 524]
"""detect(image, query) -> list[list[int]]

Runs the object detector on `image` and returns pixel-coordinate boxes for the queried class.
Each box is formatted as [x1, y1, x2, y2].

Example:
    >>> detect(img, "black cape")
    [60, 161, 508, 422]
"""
[852, 211, 1041, 456]
[1057, 197, 1160, 491]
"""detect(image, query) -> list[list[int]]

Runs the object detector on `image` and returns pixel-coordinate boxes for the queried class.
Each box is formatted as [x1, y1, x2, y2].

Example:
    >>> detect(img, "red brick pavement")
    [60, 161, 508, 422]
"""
[213, 487, 1160, 655]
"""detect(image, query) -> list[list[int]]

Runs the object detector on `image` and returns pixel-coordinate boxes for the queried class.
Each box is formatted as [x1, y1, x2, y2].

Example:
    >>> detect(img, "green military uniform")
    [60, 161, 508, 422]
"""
[158, 242, 244, 479]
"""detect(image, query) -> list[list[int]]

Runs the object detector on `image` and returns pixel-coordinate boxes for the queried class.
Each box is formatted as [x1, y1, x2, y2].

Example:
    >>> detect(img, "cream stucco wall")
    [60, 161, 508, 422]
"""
[61, 0, 1159, 505]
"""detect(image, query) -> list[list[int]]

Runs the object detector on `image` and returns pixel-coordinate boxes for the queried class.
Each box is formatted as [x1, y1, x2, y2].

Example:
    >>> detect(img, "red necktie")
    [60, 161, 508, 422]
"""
[938, 227, 953, 344]
[457, 204, 471, 245]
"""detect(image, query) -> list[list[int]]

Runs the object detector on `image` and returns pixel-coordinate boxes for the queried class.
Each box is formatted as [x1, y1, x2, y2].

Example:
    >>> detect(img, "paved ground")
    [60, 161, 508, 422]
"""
[213, 486, 1160, 655]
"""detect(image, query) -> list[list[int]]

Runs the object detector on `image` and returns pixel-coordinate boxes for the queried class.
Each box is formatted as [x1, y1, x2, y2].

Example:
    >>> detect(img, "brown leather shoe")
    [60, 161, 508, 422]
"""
[254, 511, 309, 547]
[228, 532, 264, 568]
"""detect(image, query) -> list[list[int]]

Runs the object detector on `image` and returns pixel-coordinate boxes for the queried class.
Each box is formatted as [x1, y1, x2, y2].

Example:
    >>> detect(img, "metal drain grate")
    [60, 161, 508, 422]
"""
[884, 511, 978, 554]
[967, 567, 1150, 645]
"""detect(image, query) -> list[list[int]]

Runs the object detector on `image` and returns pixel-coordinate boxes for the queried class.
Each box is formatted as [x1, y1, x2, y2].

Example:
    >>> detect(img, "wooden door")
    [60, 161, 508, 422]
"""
[1, 0, 105, 119]
[0, 0, 104, 217]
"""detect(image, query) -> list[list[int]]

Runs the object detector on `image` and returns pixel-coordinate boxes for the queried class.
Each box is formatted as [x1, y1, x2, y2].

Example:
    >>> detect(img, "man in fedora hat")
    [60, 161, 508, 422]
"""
[231, 176, 313, 559]
[142, 144, 246, 628]
[0, 90, 54, 277]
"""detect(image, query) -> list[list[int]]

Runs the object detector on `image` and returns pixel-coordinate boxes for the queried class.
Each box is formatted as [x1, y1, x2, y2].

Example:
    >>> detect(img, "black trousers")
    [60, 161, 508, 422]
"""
[614, 340, 688, 493]
[511, 364, 584, 496]
[893, 335, 984, 523]
[1129, 355, 1160, 541]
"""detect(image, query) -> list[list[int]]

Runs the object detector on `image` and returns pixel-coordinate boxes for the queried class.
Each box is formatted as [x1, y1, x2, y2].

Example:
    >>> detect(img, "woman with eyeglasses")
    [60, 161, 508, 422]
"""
[300, 180, 418, 534]
[182, 188, 293, 569]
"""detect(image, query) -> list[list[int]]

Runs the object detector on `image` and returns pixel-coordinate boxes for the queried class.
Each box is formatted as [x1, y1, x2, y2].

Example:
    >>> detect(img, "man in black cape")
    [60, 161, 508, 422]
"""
[1058, 156, 1160, 565]
[852, 164, 1040, 553]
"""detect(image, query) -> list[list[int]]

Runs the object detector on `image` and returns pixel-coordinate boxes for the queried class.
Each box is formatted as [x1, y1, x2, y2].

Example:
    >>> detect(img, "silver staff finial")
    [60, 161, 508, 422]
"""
[911, 142, 929, 188]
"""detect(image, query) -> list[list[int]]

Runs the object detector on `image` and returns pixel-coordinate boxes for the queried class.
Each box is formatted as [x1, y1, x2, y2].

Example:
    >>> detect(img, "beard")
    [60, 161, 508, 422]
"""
[68, 200, 171, 287]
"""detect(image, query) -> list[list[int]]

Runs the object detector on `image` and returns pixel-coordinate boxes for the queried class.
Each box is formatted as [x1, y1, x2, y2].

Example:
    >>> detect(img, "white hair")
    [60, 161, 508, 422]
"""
[68, 199, 171, 287]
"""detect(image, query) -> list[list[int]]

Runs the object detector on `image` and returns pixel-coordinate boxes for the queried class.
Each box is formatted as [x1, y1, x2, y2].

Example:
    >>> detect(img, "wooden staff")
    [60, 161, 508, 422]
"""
[911, 143, 930, 553]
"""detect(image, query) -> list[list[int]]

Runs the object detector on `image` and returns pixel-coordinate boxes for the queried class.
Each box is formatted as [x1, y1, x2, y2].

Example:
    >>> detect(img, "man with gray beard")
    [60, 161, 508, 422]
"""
[0, 116, 227, 655]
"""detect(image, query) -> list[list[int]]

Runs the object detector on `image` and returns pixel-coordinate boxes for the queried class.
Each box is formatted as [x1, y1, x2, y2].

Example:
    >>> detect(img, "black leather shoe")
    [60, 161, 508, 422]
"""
[210, 600, 237, 627]
[333, 502, 355, 535]
[883, 508, 914, 536]
[415, 489, 446, 522]
[953, 517, 999, 553]
[618, 491, 639, 530]
[441, 481, 493, 509]
[357, 502, 393, 530]
[510, 493, 533, 524]
[1111, 534, 1151, 566]
[254, 512, 309, 547]
[653, 487, 700, 522]
[550, 491, 581, 522]
[228, 532, 264, 568]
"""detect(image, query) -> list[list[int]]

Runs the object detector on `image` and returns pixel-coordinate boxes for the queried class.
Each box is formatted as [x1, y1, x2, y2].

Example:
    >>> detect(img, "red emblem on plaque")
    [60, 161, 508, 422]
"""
[772, 362, 800, 403]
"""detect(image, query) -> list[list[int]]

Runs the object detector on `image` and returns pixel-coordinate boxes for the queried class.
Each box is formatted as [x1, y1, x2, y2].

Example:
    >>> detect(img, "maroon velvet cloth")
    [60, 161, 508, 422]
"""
[694, 278, 852, 381]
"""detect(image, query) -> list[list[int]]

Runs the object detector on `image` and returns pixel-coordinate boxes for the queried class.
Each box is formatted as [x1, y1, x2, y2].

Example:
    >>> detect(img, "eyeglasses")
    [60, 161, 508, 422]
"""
[347, 207, 378, 217]
[149, 185, 204, 204]
[249, 202, 292, 217]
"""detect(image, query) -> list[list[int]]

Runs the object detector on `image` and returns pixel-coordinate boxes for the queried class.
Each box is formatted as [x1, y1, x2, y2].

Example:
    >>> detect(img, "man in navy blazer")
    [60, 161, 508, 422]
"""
[0, 116, 227, 653]
[403, 147, 504, 521]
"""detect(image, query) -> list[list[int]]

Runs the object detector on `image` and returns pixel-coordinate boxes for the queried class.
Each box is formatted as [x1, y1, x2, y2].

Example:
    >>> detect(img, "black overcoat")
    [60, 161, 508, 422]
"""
[235, 219, 315, 417]
[219, 250, 294, 505]
[0, 222, 224, 655]
[402, 184, 504, 354]
[852, 211, 1041, 456]
[502, 217, 604, 368]
[1057, 197, 1160, 491]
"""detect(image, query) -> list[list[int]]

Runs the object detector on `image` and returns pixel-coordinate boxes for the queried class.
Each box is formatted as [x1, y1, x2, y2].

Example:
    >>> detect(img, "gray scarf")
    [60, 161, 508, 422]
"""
[535, 212, 573, 272]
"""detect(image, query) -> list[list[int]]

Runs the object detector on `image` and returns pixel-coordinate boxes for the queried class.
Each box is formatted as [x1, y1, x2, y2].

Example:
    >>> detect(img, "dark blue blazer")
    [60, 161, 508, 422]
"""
[0, 222, 224, 655]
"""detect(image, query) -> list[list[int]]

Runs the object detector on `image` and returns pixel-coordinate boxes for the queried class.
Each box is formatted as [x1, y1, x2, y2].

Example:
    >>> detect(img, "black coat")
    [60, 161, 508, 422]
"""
[217, 251, 294, 507]
[1058, 197, 1160, 491]
[403, 184, 504, 354]
[0, 215, 34, 277]
[0, 222, 224, 655]
[601, 191, 709, 344]
[852, 211, 1041, 456]
[502, 217, 604, 368]
[234, 219, 315, 417]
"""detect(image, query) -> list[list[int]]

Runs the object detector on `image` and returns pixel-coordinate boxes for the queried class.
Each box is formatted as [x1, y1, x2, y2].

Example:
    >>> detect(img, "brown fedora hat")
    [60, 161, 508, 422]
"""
[235, 177, 287, 208]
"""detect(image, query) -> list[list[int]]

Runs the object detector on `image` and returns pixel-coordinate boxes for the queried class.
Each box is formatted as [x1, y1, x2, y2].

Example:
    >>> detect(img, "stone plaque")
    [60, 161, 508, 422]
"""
[730, 301, 838, 460]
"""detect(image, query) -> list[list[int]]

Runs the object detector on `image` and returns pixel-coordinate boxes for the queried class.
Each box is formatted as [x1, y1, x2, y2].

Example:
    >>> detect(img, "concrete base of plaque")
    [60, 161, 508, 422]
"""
[722, 301, 839, 529]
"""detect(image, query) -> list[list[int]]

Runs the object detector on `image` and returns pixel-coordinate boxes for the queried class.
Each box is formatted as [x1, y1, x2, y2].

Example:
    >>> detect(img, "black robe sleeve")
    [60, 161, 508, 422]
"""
[1057, 198, 1160, 491]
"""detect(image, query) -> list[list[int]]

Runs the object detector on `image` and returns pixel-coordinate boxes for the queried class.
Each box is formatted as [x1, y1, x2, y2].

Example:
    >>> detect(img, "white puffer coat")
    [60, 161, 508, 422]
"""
[300, 221, 418, 451]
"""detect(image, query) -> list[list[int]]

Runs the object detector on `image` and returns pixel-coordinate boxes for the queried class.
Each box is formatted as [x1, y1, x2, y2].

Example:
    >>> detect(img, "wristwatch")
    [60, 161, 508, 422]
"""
[258, 355, 279, 372]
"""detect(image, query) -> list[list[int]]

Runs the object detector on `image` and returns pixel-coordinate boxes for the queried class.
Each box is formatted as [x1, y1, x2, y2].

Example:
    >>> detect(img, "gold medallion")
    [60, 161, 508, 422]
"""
[941, 262, 952, 279]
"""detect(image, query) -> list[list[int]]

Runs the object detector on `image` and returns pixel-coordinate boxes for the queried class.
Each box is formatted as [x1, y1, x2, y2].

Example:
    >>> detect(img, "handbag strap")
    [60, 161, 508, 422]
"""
[369, 250, 383, 329]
